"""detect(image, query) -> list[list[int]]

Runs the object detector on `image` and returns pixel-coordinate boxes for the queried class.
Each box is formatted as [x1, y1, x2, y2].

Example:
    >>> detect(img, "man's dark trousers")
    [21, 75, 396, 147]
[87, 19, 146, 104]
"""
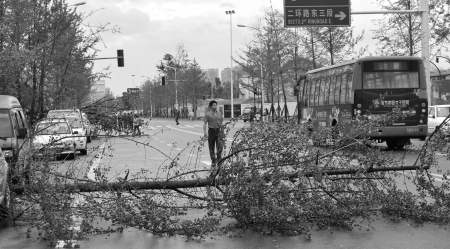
[208, 128, 222, 165]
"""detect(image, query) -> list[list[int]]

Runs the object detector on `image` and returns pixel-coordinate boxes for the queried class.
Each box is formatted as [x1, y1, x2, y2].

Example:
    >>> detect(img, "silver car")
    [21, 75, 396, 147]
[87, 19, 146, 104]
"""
[32, 119, 77, 160]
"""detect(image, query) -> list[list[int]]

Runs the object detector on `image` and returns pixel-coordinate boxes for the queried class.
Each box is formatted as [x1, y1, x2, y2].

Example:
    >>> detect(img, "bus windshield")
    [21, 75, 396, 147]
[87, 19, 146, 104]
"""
[0, 110, 13, 138]
[362, 61, 420, 89]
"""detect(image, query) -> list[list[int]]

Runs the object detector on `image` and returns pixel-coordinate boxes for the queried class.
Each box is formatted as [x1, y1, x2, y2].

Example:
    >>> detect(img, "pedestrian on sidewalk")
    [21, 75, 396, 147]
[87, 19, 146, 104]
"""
[175, 109, 180, 125]
[133, 114, 141, 136]
[203, 100, 223, 166]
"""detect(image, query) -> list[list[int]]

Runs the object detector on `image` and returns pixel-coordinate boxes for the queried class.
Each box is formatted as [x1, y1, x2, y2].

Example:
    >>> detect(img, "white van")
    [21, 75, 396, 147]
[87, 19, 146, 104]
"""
[0, 95, 29, 162]
[428, 105, 450, 136]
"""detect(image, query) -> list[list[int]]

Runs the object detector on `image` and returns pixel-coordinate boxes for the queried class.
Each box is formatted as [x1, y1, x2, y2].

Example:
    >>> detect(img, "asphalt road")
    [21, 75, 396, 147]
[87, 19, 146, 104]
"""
[1, 117, 449, 248]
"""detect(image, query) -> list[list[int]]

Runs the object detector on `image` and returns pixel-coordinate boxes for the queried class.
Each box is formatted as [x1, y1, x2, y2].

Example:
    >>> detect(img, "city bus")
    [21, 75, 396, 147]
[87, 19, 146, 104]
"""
[301, 56, 428, 149]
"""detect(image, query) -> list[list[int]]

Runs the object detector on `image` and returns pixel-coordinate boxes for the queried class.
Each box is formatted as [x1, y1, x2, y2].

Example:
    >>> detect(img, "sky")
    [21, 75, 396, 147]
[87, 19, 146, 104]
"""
[67, 0, 445, 96]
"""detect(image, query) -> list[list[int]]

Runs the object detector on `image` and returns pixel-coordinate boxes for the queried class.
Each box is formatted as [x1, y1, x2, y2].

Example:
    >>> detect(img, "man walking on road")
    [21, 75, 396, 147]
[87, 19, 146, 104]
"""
[203, 100, 223, 166]
[175, 109, 180, 125]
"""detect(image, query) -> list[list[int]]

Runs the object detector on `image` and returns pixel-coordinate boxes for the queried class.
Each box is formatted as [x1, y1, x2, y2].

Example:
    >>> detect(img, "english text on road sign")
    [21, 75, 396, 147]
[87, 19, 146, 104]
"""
[284, 0, 350, 27]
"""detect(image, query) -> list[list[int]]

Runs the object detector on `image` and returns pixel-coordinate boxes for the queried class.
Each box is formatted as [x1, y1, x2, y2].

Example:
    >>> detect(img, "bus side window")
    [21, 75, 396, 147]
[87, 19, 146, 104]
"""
[312, 80, 318, 106]
[324, 77, 330, 105]
[335, 75, 342, 104]
[318, 79, 324, 106]
[346, 73, 354, 103]
[304, 80, 309, 106]
[340, 74, 347, 104]
[329, 76, 335, 105]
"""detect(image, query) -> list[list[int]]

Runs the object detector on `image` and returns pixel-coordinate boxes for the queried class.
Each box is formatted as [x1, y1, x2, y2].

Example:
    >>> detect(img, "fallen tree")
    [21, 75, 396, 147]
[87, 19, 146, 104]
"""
[3, 109, 450, 246]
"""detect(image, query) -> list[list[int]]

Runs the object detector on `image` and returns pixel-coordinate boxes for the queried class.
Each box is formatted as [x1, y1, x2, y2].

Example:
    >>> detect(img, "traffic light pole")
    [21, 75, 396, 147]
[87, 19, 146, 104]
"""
[164, 65, 179, 111]
[82, 50, 124, 67]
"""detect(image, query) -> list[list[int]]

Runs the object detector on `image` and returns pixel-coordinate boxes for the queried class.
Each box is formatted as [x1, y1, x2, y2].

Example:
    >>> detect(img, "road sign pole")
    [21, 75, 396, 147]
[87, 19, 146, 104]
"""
[421, 0, 431, 107]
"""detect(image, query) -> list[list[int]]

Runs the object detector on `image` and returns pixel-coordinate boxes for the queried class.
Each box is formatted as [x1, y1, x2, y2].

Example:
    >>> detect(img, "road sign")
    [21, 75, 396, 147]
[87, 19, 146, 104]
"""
[284, 0, 350, 27]
[127, 88, 140, 98]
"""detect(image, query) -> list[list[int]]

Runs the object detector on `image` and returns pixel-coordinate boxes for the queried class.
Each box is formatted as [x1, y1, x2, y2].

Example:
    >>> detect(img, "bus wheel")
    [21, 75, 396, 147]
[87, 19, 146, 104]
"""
[386, 140, 397, 150]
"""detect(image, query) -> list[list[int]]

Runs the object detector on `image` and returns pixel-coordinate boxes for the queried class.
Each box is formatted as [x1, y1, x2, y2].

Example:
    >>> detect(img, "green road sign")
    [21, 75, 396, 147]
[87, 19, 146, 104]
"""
[284, 0, 350, 27]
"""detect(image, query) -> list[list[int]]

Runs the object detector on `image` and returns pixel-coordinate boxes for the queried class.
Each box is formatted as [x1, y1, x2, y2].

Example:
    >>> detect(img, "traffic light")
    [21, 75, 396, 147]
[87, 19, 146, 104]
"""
[437, 57, 439, 63]
[162, 76, 166, 86]
[117, 50, 124, 67]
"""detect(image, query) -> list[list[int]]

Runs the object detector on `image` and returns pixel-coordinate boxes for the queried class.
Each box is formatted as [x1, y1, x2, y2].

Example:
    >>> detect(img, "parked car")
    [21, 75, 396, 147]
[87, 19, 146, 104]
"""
[0, 95, 29, 162]
[47, 110, 88, 154]
[32, 118, 77, 160]
[0, 147, 9, 218]
[64, 116, 88, 155]
[428, 105, 450, 137]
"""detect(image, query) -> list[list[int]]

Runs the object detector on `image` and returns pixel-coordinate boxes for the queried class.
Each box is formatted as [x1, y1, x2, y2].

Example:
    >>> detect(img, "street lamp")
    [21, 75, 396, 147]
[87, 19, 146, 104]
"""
[164, 65, 179, 111]
[226, 10, 235, 118]
[131, 75, 135, 87]
[237, 24, 264, 120]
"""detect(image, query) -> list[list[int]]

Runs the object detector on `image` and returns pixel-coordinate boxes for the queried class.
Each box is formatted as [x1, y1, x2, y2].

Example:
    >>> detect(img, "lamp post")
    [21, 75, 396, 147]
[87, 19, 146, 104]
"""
[237, 24, 264, 120]
[226, 10, 235, 118]
[131, 75, 135, 87]
[164, 65, 179, 111]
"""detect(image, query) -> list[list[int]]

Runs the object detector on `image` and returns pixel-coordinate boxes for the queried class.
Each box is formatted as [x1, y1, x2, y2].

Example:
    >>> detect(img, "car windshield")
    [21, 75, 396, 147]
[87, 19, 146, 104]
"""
[437, 107, 450, 118]
[35, 122, 70, 135]
[65, 116, 82, 128]
[48, 111, 79, 118]
[0, 110, 13, 138]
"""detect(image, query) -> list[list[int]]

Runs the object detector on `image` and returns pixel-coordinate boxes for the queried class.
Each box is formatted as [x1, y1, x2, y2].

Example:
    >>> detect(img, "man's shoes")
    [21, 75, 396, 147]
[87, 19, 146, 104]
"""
[176, 122, 180, 125]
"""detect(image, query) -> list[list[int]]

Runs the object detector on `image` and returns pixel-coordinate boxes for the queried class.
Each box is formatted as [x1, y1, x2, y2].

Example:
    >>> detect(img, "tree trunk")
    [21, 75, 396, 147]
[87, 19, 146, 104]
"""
[329, 28, 334, 65]
[310, 28, 317, 69]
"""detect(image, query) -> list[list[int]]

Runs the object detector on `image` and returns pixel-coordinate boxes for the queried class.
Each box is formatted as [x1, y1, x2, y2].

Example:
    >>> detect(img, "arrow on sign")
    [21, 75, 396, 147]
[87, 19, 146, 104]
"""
[335, 11, 347, 20]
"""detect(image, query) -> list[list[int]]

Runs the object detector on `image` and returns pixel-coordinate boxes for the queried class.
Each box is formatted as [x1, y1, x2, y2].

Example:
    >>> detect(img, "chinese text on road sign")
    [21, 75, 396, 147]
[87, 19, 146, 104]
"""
[284, 0, 350, 27]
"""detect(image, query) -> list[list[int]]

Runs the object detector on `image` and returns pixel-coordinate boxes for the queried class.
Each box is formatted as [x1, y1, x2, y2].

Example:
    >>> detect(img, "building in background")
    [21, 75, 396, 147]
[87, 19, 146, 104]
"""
[221, 68, 231, 84]
[430, 70, 450, 101]
[91, 80, 106, 102]
[204, 69, 219, 85]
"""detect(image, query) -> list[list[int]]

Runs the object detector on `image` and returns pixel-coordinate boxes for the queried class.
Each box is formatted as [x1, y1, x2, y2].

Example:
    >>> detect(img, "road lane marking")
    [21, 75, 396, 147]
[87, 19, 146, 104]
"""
[87, 142, 106, 181]
[202, 161, 212, 166]
[184, 125, 195, 128]
[156, 126, 162, 128]
[167, 144, 172, 146]
[167, 125, 233, 141]
[176, 148, 182, 151]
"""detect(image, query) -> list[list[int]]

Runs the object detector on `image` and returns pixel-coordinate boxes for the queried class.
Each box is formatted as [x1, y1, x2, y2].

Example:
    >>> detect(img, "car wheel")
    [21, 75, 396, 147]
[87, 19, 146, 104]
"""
[386, 140, 397, 150]
[0, 184, 10, 219]
[69, 151, 77, 160]
[80, 148, 87, 155]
